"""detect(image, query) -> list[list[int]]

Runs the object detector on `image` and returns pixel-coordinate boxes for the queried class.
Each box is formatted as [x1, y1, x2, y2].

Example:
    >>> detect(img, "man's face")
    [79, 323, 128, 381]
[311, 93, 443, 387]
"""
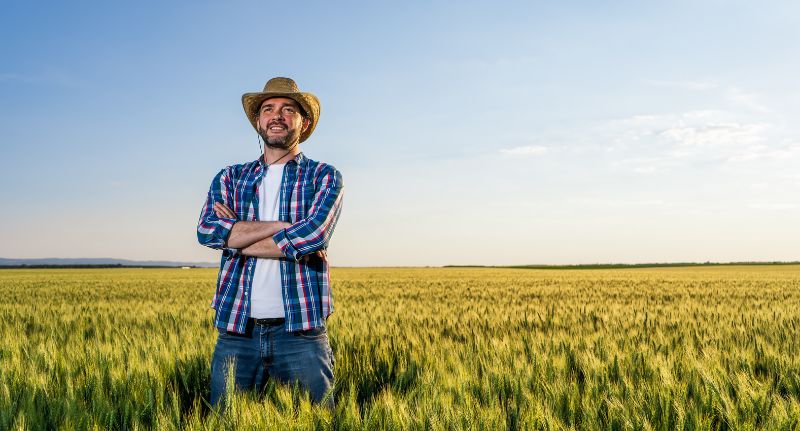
[256, 97, 308, 149]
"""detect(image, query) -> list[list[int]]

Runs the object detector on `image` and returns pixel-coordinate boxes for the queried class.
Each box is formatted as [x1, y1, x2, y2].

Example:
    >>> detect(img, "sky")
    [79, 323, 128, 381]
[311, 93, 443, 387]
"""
[1, 1, 798, 266]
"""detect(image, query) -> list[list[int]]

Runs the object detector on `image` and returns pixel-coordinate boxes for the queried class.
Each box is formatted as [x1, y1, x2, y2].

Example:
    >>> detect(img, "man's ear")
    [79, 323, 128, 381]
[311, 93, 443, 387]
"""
[302, 118, 311, 132]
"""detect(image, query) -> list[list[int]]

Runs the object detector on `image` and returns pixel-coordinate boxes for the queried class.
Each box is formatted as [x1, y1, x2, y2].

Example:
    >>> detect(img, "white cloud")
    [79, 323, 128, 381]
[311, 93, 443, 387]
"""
[660, 122, 768, 148]
[725, 87, 770, 113]
[499, 145, 547, 156]
[601, 110, 795, 172]
[643, 79, 771, 114]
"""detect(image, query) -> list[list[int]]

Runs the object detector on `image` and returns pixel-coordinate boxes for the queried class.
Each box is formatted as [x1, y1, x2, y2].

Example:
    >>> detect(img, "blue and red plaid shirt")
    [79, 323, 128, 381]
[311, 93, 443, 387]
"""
[197, 152, 343, 333]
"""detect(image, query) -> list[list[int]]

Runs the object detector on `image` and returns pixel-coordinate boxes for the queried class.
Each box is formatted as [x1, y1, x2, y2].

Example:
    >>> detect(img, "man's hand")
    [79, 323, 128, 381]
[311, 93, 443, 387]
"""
[214, 202, 327, 260]
[214, 202, 236, 219]
[212, 203, 288, 249]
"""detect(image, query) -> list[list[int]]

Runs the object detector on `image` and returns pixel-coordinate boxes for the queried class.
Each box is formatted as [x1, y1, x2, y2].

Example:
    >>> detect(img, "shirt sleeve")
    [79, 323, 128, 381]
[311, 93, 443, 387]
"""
[197, 168, 239, 251]
[272, 166, 344, 261]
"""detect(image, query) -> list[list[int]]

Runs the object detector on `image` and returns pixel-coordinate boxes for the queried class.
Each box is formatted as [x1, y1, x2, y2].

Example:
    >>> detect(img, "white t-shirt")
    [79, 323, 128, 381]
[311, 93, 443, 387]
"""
[250, 163, 285, 318]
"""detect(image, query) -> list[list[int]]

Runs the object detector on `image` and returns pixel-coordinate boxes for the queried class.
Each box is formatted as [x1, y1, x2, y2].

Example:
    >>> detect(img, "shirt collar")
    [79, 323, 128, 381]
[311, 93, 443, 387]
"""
[257, 151, 306, 168]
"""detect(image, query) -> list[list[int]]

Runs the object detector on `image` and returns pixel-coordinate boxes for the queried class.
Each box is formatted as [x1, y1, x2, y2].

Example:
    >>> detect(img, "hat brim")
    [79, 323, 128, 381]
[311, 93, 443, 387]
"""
[242, 91, 320, 143]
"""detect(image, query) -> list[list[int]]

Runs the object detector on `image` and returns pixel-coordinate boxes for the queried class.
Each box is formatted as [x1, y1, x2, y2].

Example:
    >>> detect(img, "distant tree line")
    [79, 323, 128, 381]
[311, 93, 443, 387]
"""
[445, 261, 800, 270]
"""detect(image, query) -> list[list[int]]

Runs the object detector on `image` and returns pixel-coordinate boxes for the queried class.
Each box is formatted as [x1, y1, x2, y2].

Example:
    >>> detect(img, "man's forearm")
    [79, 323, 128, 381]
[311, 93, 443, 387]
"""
[226, 221, 291, 248]
[240, 236, 285, 258]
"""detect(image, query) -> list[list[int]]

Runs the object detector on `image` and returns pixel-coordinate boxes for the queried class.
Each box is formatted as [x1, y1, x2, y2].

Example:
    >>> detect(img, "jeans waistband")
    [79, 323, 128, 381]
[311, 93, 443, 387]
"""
[250, 317, 285, 326]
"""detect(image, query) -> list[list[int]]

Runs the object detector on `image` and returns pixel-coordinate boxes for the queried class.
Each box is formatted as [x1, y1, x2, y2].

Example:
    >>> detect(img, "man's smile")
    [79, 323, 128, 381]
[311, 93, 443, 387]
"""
[267, 122, 288, 132]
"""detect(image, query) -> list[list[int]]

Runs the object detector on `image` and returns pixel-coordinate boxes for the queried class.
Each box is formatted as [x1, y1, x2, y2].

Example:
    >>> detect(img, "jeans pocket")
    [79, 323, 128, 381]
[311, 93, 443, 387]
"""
[294, 326, 327, 340]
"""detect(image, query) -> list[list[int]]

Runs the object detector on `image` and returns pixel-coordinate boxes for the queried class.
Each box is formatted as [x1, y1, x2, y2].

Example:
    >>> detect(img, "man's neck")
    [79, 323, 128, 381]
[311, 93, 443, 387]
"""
[263, 144, 300, 165]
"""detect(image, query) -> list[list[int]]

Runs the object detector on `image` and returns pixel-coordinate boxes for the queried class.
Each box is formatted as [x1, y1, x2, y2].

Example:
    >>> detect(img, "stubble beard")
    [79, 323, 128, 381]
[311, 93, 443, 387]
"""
[258, 125, 301, 150]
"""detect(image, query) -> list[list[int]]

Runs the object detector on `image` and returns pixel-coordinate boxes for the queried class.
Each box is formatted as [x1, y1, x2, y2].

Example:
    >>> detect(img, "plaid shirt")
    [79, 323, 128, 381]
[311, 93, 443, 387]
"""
[197, 152, 343, 333]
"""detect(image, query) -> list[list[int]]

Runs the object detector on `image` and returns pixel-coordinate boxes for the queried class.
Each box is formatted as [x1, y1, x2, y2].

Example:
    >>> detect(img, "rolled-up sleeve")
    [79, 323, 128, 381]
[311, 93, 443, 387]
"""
[272, 166, 344, 261]
[197, 168, 239, 250]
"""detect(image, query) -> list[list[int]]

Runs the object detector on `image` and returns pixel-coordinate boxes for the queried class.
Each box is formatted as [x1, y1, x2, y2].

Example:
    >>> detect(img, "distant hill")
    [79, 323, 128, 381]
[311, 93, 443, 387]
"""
[0, 258, 217, 268]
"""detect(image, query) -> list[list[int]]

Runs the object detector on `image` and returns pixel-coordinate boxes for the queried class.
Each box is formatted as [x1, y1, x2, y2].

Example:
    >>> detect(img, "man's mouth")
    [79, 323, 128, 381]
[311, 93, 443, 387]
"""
[268, 124, 287, 132]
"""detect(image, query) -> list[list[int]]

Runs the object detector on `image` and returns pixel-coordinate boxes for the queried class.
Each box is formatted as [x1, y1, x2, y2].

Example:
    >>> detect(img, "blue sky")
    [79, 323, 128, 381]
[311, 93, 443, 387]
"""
[1, 1, 798, 266]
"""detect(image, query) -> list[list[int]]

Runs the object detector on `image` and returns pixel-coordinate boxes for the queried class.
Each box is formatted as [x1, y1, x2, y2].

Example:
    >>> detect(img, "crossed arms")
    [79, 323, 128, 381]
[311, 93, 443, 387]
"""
[211, 203, 324, 259]
[197, 165, 343, 261]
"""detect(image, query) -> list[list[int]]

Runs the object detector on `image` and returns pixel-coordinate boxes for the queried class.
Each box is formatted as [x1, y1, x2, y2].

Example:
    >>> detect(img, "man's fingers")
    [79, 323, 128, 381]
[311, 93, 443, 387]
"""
[213, 202, 236, 219]
[214, 202, 232, 216]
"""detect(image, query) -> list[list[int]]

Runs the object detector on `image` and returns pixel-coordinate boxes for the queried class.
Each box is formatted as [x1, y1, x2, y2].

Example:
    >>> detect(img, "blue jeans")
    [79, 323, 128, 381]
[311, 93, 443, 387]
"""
[209, 321, 334, 408]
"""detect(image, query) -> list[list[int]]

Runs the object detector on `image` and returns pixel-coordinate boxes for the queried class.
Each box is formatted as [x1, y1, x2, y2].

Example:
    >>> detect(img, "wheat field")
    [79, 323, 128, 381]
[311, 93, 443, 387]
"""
[1, 266, 799, 430]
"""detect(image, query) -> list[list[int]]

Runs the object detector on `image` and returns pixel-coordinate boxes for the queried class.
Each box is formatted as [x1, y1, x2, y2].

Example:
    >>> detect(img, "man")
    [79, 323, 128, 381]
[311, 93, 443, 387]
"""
[197, 77, 343, 408]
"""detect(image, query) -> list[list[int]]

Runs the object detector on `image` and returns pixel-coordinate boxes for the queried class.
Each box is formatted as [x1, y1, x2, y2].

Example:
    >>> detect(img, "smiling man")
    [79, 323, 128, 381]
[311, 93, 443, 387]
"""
[197, 77, 343, 408]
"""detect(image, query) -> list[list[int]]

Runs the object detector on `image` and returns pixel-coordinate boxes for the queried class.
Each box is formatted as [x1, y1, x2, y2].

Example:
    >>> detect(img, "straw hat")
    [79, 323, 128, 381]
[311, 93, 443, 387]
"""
[241, 77, 320, 143]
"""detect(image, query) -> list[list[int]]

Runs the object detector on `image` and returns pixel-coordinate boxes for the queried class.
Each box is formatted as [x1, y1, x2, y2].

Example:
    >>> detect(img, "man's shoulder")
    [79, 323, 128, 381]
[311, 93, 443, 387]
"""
[301, 155, 341, 178]
[215, 159, 261, 178]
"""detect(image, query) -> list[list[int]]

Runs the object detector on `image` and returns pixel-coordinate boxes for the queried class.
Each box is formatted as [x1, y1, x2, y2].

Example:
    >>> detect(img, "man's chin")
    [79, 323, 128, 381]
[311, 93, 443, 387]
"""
[259, 127, 300, 149]
[265, 138, 298, 150]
